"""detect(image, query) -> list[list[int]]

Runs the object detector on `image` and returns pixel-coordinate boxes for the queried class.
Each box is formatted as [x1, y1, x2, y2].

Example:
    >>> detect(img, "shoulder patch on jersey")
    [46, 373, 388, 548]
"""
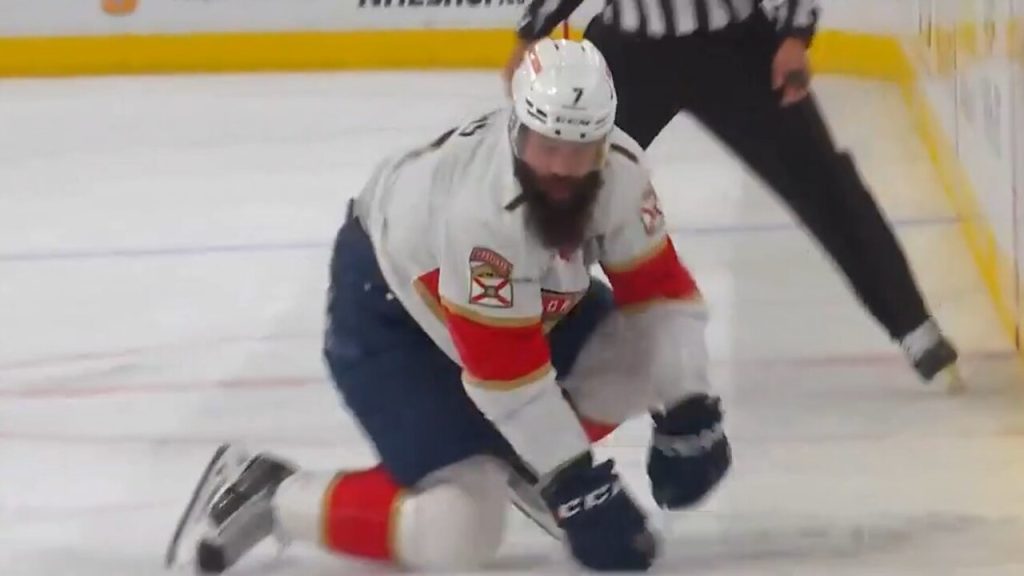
[641, 184, 665, 236]
[609, 143, 639, 164]
[468, 247, 514, 308]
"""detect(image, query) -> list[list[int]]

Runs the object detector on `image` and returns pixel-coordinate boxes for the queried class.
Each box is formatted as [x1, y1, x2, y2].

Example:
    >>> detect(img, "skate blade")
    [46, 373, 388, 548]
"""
[165, 444, 249, 568]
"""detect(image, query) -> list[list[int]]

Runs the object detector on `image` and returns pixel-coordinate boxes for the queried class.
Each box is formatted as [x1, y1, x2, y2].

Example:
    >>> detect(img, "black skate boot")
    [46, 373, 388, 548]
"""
[900, 319, 964, 391]
[165, 444, 296, 574]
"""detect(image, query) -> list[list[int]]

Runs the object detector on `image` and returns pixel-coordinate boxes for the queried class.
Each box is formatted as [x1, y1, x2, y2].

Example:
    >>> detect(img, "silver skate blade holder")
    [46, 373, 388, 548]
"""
[195, 501, 277, 574]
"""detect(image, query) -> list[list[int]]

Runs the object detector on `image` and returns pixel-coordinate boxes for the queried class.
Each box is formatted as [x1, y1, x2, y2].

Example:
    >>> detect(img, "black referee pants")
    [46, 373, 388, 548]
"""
[584, 12, 930, 341]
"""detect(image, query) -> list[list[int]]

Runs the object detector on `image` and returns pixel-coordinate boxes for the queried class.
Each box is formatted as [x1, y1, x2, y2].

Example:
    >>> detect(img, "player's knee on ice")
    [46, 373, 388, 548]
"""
[396, 456, 507, 570]
[274, 456, 507, 571]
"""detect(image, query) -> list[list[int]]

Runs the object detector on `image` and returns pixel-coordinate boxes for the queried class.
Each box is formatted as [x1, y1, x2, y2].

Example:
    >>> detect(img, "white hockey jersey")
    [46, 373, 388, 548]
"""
[353, 107, 703, 479]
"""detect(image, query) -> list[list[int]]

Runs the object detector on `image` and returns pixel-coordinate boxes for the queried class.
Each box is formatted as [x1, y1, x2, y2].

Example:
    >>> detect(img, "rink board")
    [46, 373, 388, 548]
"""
[0, 28, 910, 78]
[909, 1, 1024, 348]
[0, 0, 913, 75]
[0, 0, 909, 38]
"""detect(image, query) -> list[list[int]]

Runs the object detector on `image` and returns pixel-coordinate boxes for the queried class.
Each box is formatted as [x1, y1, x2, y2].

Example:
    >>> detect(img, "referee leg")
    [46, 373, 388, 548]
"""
[675, 29, 932, 342]
[583, 17, 681, 149]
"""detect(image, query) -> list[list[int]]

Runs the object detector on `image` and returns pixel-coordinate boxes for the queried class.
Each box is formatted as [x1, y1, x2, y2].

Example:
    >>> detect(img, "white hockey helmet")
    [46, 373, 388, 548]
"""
[510, 38, 617, 145]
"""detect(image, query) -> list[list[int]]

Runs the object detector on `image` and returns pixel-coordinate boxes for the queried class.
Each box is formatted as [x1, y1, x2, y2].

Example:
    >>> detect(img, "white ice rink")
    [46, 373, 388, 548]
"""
[2, 71, 1024, 575]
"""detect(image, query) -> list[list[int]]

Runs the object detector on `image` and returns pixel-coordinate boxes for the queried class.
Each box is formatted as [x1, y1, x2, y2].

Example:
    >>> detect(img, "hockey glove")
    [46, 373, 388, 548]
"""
[540, 455, 657, 571]
[648, 393, 732, 509]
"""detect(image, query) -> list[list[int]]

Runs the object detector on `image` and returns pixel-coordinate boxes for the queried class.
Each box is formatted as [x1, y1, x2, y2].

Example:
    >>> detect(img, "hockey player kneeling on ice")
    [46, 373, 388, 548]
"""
[166, 38, 731, 574]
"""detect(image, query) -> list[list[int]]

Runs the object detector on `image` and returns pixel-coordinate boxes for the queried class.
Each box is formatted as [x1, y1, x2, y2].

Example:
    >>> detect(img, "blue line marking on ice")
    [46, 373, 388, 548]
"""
[0, 215, 959, 263]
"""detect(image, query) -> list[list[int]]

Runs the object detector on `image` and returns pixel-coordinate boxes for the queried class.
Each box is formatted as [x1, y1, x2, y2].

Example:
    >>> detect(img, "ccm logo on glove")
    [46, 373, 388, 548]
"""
[556, 479, 624, 519]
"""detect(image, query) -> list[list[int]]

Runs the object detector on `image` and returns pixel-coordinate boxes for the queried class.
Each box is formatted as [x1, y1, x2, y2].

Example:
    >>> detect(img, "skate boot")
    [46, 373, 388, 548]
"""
[900, 319, 964, 391]
[165, 444, 296, 574]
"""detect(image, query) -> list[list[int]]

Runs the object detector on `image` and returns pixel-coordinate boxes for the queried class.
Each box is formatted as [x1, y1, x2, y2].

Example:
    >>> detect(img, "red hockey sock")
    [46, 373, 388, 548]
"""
[580, 417, 619, 444]
[321, 465, 405, 561]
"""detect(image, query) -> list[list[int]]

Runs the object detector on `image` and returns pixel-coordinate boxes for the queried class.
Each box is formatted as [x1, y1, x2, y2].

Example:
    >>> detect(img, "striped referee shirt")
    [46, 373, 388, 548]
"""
[517, 0, 820, 42]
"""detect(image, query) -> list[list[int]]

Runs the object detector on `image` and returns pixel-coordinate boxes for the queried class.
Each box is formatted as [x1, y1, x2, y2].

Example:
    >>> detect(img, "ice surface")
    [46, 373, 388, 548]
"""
[1, 71, 1023, 575]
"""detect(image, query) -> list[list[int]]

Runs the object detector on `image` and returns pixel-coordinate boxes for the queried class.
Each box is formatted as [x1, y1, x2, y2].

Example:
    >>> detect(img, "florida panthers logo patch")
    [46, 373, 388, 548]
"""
[469, 247, 514, 308]
[641, 185, 665, 236]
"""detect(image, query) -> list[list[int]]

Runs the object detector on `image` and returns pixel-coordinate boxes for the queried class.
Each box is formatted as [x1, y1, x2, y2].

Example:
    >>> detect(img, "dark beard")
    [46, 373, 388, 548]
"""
[513, 158, 602, 251]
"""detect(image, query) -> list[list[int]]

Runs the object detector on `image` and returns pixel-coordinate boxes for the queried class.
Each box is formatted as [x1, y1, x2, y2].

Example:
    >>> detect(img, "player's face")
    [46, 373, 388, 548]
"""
[514, 129, 604, 251]
[518, 131, 604, 202]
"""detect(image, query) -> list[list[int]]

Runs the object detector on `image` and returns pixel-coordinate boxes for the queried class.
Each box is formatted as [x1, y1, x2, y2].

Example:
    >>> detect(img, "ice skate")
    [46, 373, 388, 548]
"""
[901, 319, 965, 394]
[165, 443, 295, 573]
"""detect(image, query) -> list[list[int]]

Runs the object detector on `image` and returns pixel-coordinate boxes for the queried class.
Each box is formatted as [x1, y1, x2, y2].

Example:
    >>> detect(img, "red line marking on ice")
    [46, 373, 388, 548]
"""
[0, 345, 153, 371]
[0, 348, 1015, 447]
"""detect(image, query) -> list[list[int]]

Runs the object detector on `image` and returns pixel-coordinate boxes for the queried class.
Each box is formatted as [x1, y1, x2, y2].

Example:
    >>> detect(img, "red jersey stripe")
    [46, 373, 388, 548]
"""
[443, 307, 551, 386]
[603, 238, 699, 308]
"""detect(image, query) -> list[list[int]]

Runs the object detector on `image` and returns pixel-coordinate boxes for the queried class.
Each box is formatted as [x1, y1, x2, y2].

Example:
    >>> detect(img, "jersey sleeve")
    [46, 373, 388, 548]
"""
[516, 0, 585, 41]
[596, 152, 712, 409]
[437, 216, 590, 478]
[598, 174, 699, 309]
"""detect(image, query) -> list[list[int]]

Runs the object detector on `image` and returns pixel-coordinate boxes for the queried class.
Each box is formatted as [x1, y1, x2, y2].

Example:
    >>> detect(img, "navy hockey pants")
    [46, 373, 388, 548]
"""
[323, 207, 614, 487]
